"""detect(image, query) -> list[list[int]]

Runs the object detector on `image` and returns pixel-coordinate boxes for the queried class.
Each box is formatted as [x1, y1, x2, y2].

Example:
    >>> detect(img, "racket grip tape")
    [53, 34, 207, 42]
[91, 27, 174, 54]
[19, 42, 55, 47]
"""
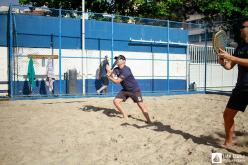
[111, 60, 117, 70]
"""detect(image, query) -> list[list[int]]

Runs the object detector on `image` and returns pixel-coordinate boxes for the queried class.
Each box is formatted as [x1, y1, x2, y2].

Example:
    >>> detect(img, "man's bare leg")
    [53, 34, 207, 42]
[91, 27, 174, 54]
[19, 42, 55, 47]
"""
[113, 98, 128, 119]
[223, 108, 238, 146]
[137, 102, 152, 123]
[97, 85, 107, 94]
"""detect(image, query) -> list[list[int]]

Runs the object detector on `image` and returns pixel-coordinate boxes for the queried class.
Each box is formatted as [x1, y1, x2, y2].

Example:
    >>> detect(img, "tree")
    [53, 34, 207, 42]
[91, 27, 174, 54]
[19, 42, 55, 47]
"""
[195, 0, 248, 20]
[85, 0, 110, 13]
[19, 0, 83, 10]
[19, 0, 248, 22]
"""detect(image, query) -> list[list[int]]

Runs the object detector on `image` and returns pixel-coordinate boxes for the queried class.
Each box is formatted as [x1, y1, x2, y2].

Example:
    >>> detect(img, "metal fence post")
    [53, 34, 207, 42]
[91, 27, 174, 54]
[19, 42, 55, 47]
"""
[82, 3, 86, 96]
[111, 14, 114, 96]
[167, 20, 170, 93]
[204, 25, 208, 93]
[186, 42, 189, 92]
[59, 8, 62, 95]
[151, 45, 154, 92]
[8, 5, 13, 98]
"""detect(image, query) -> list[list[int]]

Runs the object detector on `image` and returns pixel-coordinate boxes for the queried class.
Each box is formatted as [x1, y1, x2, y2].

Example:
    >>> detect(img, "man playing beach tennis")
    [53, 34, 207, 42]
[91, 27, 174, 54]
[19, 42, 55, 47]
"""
[106, 55, 152, 123]
[218, 19, 248, 147]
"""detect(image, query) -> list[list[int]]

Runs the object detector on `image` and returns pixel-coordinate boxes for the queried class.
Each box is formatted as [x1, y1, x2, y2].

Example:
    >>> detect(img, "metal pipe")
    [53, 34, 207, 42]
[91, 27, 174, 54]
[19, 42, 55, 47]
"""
[59, 8, 62, 95]
[8, 4, 13, 98]
[82, 0, 86, 95]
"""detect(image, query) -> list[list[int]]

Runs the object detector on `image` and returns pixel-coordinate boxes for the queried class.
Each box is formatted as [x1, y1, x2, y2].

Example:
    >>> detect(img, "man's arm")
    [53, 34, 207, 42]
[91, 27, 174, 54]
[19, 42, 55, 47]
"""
[218, 57, 235, 70]
[106, 72, 123, 84]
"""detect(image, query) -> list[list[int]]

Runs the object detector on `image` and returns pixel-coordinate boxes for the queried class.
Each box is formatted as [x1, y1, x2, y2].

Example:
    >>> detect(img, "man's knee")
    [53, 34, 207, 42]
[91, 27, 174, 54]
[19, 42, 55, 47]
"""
[223, 108, 238, 120]
[223, 110, 229, 121]
[113, 98, 122, 105]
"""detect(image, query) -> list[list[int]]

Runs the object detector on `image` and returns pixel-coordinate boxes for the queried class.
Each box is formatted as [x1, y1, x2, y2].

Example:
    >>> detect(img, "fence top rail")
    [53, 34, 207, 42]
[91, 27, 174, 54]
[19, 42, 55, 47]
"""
[189, 44, 235, 49]
[1, 4, 204, 29]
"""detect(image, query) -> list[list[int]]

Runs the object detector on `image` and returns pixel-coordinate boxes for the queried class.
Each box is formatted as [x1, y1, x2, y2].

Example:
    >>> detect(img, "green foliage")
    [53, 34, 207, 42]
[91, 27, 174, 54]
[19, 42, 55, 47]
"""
[196, 0, 248, 19]
[19, 0, 29, 5]
[18, 0, 248, 21]
[19, 0, 83, 10]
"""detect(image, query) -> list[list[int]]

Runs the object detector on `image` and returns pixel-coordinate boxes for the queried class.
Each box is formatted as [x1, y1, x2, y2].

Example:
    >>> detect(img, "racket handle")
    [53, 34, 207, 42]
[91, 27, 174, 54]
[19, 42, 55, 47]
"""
[111, 60, 117, 70]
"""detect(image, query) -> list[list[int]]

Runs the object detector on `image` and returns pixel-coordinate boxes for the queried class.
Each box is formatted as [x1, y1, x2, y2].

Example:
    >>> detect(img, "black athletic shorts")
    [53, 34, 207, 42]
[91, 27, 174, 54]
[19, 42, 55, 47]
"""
[226, 87, 248, 112]
[115, 90, 143, 103]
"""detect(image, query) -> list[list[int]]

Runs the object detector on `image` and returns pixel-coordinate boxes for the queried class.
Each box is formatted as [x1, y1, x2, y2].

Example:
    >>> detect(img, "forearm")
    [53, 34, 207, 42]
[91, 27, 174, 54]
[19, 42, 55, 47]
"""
[218, 49, 248, 68]
[108, 76, 119, 84]
[107, 75, 122, 84]
[229, 55, 248, 68]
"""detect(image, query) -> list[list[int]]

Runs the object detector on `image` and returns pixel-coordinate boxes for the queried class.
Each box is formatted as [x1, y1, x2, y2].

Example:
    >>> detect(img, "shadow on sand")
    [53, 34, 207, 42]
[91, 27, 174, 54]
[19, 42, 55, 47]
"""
[121, 121, 248, 156]
[80, 105, 122, 118]
[80, 105, 152, 121]
[43, 100, 86, 104]
[80, 105, 248, 156]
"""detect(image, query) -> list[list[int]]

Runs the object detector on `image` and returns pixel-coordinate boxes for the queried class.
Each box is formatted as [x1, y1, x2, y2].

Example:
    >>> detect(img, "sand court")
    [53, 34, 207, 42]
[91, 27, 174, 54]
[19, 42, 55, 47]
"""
[0, 94, 247, 164]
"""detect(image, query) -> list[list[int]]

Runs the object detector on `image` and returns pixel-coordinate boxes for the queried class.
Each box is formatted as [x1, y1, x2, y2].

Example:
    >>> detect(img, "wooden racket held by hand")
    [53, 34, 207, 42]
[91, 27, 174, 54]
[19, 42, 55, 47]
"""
[212, 30, 228, 55]
[111, 60, 117, 70]
[106, 60, 117, 77]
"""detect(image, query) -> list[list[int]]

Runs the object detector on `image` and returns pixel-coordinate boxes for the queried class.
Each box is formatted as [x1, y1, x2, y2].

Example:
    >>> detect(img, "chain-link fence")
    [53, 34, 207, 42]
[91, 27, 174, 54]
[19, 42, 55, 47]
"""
[1, 5, 242, 98]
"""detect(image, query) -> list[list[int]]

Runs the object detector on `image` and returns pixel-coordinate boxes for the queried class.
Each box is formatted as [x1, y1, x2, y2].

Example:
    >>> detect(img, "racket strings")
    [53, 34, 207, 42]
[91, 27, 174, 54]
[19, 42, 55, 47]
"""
[213, 31, 227, 53]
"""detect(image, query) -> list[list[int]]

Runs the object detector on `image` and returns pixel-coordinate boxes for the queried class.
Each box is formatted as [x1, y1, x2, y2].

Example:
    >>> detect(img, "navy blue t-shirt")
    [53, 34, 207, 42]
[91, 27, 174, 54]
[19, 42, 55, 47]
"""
[113, 65, 140, 92]
[234, 44, 248, 89]
[99, 59, 109, 77]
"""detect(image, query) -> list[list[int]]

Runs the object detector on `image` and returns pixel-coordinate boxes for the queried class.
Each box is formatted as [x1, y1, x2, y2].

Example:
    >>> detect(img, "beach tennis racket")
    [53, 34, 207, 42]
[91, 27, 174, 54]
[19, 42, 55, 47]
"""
[212, 30, 228, 55]
[111, 60, 117, 70]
